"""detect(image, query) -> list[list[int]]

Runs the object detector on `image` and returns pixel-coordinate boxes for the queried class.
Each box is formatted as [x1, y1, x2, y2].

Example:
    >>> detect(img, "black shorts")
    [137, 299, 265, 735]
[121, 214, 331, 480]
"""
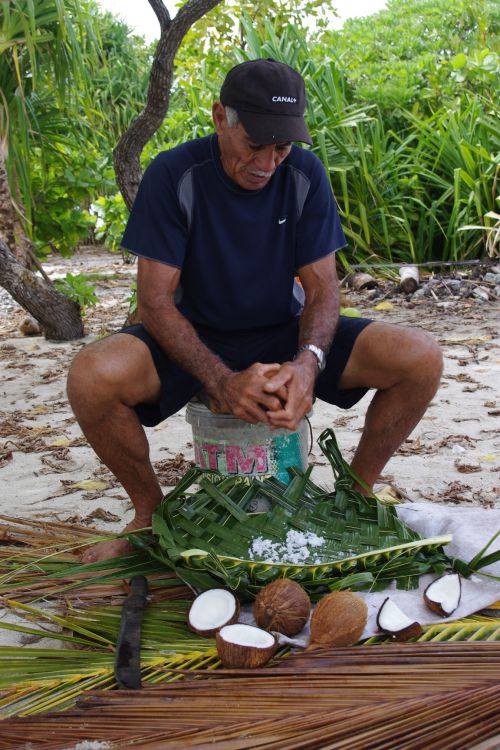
[123, 316, 373, 427]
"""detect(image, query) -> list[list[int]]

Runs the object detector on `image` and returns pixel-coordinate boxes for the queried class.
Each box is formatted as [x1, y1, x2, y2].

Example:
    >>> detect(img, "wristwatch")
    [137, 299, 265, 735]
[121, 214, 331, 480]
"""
[295, 344, 326, 373]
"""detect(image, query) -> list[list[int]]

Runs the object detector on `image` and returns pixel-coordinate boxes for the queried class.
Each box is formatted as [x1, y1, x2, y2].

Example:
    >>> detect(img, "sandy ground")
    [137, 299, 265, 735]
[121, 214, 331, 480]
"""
[0, 246, 499, 535]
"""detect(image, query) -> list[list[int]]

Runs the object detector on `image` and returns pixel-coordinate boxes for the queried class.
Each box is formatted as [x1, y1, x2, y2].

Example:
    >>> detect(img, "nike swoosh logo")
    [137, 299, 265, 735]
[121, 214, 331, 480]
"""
[278, 218, 287, 224]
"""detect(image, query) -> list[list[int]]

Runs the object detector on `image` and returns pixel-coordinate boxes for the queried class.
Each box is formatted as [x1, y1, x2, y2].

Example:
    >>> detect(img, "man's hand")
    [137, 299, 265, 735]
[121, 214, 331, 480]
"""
[262, 355, 317, 430]
[209, 363, 288, 424]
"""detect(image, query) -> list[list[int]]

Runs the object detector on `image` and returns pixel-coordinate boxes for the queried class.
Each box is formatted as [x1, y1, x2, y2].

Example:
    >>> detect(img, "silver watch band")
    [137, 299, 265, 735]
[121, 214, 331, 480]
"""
[295, 344, 326, 372]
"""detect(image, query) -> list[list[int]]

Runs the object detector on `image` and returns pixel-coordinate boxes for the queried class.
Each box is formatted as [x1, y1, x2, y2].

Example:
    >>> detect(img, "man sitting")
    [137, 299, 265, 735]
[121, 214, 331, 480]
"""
[67, 59, 442, 562]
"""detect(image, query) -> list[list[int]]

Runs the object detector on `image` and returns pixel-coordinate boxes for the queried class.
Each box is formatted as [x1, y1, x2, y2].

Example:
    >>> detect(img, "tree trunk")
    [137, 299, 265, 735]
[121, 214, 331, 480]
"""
[0, 149, 31, 267]
[0, 239, 84, 340]
[114, 0, 223, 209]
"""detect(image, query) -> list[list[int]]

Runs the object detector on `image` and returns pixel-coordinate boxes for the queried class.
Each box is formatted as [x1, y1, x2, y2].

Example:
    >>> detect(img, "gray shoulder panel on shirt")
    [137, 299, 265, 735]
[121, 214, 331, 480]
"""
[289, 166, 311, 221]
[177, 169, 194, 231]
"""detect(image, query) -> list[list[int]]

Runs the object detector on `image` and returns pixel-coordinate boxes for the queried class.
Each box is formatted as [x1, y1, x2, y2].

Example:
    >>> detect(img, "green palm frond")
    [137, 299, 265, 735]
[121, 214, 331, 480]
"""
[2, 429, 494, 605]
[0, 597, 221, 717]
[133, 429, 453, 599]
[0, 646, 220, 718]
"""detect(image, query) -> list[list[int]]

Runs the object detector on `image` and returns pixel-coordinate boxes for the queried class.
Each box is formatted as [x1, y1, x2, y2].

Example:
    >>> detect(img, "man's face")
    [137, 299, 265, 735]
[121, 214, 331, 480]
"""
[213, 102, 292, 190]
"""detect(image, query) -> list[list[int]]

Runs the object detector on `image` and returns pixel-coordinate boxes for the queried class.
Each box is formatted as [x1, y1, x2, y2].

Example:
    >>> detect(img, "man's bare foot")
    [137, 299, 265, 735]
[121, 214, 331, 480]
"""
[81, 518, 151, 564]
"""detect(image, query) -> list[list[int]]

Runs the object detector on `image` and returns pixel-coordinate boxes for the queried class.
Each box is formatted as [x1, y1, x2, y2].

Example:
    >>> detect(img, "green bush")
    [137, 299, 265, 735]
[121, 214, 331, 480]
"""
[54, 273, 98, 311]
[8, 0, 498, 268]
[220, 11, 499, 264]
[94, 193, 129, 253]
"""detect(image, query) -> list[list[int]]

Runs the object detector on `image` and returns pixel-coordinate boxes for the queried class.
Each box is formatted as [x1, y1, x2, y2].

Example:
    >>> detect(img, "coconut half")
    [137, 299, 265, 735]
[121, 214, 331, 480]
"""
[187, 589, 239, 637]
[376, 597, 422, 641]
[424, 573, 462, 617]
[216, 624, 277, 668]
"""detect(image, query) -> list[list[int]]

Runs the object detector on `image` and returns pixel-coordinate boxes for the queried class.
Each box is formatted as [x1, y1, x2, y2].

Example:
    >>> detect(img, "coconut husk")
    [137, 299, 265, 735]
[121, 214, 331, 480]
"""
[253, 579, 310, 636]
[307, 590, 367, 650]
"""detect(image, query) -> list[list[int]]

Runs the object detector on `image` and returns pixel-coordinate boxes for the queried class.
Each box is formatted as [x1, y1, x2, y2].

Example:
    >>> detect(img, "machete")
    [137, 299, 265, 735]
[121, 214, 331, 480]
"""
[114, 575, 149, 689]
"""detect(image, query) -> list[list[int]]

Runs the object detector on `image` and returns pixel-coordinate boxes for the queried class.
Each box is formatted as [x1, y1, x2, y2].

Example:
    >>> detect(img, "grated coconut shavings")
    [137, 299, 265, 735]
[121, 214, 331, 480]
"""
[249, 530, 328, 564]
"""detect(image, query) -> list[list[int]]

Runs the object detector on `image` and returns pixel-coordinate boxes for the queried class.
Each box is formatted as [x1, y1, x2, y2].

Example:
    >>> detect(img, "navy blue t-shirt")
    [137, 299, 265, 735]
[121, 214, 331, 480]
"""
[121, 134, 346, 331]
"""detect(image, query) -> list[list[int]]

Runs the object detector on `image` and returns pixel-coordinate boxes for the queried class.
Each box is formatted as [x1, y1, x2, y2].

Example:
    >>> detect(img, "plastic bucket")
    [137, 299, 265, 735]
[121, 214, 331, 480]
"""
[185, 401, 310, 484]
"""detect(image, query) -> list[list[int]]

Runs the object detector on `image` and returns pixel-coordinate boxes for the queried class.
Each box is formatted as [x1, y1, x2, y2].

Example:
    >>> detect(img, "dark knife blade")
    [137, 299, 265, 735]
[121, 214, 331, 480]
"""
[114, 575, 149, 689]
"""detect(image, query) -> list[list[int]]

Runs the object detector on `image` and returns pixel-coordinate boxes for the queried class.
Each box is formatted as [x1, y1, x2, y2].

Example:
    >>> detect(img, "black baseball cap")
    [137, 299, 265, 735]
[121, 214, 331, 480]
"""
[220, 58, 312, 146]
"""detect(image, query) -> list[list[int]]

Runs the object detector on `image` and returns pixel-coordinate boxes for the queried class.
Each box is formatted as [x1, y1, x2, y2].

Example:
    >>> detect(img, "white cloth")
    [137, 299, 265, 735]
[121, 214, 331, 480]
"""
[240, 502, 500, 645]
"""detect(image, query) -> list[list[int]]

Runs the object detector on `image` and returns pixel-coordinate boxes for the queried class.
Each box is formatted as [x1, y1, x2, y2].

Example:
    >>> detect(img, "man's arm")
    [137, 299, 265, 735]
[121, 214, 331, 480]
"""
[265, 253, 340, 430]
[137, 257, 284, 423]
[295, 251, 340, 356]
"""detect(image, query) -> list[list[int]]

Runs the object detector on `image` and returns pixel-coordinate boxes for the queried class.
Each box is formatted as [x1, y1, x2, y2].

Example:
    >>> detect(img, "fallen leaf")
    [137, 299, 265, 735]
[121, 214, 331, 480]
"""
[373, 301, 394, 311]
[441, 335, 492, 345]
[85, 507, 121, 523]
[481, 455, 498, 461]
[421, 479, 475, 504]
[40, 452, 82, 474]
[375, 485, 408, 504]
[68, 479, 109, 491]
[0, 449, 13, 468]
[442, 481, 472, 496]
[436, 434, 476, 448]
[454, 459, 481, 473]
[25, 405, 50, 417]
[340, 307, 362, 318]
[333, 414, 356, 427]
[153, 453, 195, 486]
[447, 373, 476, 383]
[397, 437, 435, 455]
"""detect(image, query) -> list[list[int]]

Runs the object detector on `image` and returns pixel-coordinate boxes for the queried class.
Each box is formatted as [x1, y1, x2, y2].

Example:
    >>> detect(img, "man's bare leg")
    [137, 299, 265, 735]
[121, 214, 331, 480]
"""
[338, 323, 443, 491]
[67, 334, 164, 562]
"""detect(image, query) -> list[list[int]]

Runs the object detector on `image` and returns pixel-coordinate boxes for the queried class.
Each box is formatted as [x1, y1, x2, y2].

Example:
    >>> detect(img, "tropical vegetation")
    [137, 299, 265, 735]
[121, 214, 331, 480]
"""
[1, 0, 498, 278]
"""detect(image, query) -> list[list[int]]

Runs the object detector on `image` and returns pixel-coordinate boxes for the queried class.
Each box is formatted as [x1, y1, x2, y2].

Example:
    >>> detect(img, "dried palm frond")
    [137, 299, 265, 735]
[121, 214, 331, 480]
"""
[0, 644, 499, 749]
[0, 514, 99, 547]
[0, 515, 190, 603]
[1, 591, 499, 719]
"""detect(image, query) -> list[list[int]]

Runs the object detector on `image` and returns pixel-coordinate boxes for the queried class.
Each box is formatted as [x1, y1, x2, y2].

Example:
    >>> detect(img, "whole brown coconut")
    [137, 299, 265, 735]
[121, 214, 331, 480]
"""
[307, 590, 367, 651]
[253, 578, 311, 636]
